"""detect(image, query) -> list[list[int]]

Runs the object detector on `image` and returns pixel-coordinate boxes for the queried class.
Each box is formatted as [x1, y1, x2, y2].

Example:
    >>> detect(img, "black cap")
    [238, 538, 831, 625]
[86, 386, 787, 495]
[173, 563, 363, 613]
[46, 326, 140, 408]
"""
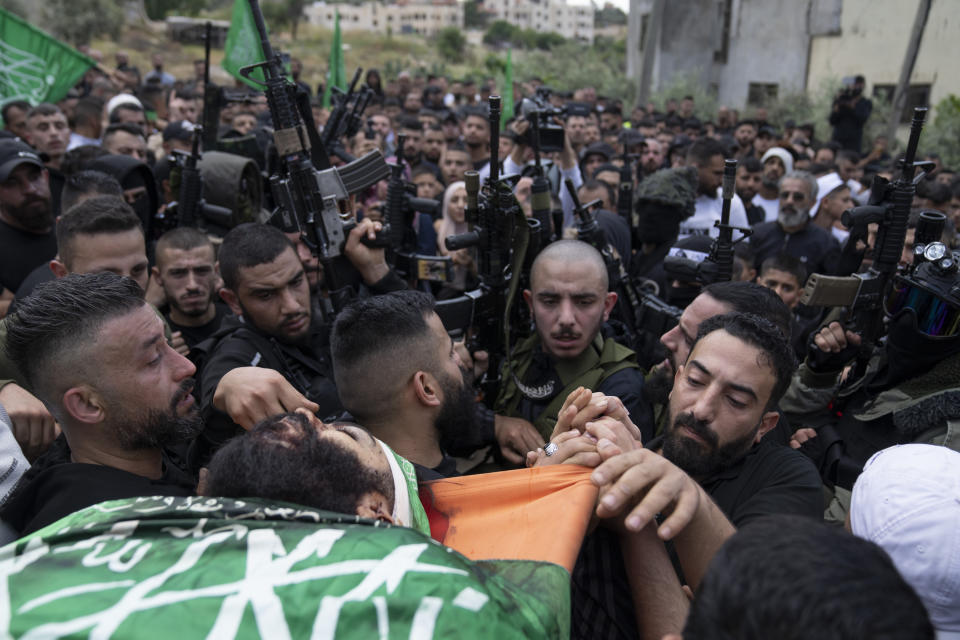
[163, 120, 195, 143]
[580, 141, 615, 162]
[0, 139, 44, 182]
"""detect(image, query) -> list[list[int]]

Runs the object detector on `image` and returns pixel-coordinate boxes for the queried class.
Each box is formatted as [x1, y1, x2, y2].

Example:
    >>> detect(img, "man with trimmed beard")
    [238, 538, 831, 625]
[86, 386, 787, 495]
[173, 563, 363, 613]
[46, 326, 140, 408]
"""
[0, 140, 57, 294]
[600, 312, 821, 544]
[0, 273, 199, 536]
[562, 312, 821, 638]
[680, 138, 749, 239]
[639, 138, 665, 178]
[193, 223, 342, 468]
[330, 290, 476, 479]
[752, 147, 794, 222]
[152, 227, 231, 349]
[649, 282, 792, 435]
[749, 170, 841, 275]
[460, 107, 491, 179]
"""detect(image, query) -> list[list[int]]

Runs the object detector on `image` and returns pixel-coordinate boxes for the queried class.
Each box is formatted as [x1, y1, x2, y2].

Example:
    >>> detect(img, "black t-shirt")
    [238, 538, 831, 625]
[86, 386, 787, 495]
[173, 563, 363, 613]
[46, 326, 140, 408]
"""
[0, 435, 196, 536]
[0, 219, 57, 293]
[412, 456, 460, 482]
[165, 301, 232, 349]
[9, 261, 56, 314]
[571, 438, 822, 639]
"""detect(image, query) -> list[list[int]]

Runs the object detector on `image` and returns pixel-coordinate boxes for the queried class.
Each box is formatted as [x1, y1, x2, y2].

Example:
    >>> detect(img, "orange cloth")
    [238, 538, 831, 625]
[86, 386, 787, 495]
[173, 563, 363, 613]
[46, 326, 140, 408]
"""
[419, 465, 599, 573]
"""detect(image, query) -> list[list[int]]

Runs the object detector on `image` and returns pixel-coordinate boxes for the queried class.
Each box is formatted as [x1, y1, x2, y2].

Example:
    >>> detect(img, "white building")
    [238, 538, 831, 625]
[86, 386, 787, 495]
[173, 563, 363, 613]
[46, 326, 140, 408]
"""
[481, 0, 594, 42]
[305, 1, 463, 37]
[627, 0, 960, 124]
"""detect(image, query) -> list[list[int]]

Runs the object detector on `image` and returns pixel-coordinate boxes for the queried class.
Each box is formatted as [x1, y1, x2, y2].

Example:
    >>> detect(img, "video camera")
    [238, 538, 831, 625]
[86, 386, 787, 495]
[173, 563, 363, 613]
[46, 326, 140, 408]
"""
[836, 76, 863, 103]
[517, 87, 590, 153]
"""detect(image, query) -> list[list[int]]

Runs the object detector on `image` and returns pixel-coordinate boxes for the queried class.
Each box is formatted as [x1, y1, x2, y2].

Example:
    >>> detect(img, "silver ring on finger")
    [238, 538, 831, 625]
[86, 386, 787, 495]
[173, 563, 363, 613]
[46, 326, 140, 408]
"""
[544, 442, 559, 457]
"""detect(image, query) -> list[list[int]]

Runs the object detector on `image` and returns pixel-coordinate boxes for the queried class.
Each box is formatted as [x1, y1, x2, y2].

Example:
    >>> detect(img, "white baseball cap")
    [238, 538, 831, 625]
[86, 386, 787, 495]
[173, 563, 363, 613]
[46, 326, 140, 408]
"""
[851, 444, 960, 638]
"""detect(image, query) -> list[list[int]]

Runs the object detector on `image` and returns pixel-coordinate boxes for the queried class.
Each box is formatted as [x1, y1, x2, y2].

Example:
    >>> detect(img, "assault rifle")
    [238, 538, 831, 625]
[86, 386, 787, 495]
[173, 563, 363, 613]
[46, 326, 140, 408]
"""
[443, 96, 529, 403]
[158, 124, 233, 235]
[801, 107, 929, 380]
[199, 22, 222, 152]
[663, 159, 751, 285]
[321, 68, 372, 163]
[239, 0, 391, 314]
[382, 134, 451, 282]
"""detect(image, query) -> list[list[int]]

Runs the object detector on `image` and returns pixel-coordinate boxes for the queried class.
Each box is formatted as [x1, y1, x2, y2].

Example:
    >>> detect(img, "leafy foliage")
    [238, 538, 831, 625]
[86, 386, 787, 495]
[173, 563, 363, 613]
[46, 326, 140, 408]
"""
[144, 0, 208, 20]
[2, 0, 30, 20]
[482, 20, 565, 51]
[518, 37, 630, 102]
[647, 72, 717, 121]
[594, 5, 627, 27]
[463, 0, 489, 29]
[435, 27, 467, 63]
[925, 95, 960, 169]
[764, 78, 894, 151]
[41, 0, 124, 46]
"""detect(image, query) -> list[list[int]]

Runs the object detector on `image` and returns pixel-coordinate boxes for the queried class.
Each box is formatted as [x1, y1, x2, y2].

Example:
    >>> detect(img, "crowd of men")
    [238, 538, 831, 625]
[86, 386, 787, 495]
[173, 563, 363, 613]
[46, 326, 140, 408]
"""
[0, 50, 958, 638]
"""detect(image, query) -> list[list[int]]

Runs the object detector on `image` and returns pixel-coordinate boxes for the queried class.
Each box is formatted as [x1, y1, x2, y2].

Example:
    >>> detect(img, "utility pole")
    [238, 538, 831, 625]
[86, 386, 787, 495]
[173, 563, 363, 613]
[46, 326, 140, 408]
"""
[886, 0, 932, 144]
[637, 0, 664, 105]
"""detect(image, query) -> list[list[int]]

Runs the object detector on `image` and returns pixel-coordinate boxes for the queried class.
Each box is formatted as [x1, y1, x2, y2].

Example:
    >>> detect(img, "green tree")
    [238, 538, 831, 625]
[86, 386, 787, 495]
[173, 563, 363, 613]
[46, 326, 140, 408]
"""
[534, 32, 565, 50]
[435, 26, 466, 63]
[924, 95, 960, 169]
[41, 0, 123, 46]
[2, 0, 30, 20]
[286, 0, 306, 40]
[464, 0, 489, 29]
[144, 0, 208, 20]
[594, 5, 627, 27]
[483, 20, 516, 46]
[260, 0, 290, 32]
[520, 39, 631, 102]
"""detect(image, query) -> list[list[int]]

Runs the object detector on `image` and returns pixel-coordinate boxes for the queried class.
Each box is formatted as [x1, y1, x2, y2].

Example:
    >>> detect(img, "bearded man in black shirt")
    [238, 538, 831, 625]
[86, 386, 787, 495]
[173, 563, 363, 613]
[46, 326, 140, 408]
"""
[0, 273, 199, 536]
[0, 140, 56, 295]
[570, 312, 821, 639]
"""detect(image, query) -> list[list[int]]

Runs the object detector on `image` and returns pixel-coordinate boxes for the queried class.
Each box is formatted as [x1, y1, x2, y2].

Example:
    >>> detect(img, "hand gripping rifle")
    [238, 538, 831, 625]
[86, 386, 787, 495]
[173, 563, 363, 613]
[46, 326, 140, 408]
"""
[444, 96, 529, 403]
[663, 159, 751, 285]
[238, 0, 391, 314]
[800, 107, 929, 380]
[383, 134, 451, 282]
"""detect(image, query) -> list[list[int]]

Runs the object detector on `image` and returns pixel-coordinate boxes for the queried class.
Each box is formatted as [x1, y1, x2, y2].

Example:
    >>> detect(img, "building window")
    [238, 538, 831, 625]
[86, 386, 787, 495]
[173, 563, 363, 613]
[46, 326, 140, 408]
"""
[713, 0, 732, 63]
[873, 84, 931, 124]
[747, 82, 779, 106]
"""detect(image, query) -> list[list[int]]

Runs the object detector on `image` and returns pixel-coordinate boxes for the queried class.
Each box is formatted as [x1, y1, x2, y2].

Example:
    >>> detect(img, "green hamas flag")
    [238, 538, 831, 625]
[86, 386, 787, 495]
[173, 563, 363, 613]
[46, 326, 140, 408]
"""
[1, 496, 569, 638]
[0, 8, 94, 106]
[223, 0, 269, 89]
[501, 48, 514, 128]
[322, 11, 347, 109]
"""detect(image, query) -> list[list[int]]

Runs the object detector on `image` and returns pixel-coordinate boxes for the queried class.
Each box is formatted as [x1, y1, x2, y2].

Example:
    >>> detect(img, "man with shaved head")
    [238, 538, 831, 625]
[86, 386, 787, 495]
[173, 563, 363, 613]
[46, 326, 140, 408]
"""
[493, 240, 654, 445]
